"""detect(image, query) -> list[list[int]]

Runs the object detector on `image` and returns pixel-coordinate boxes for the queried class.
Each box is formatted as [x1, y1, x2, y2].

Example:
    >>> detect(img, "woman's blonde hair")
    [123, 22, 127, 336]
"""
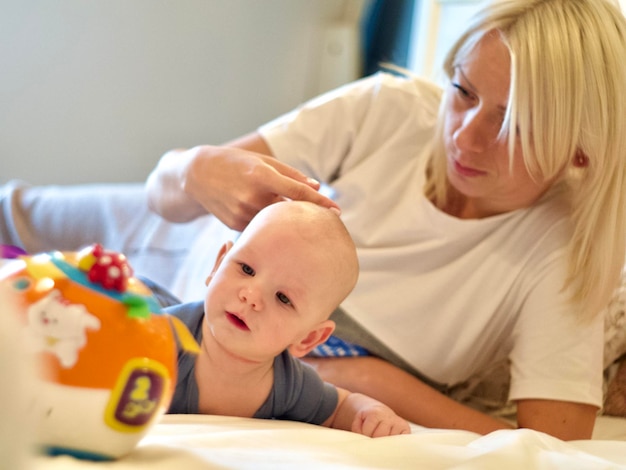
[425, 0, 626, 318]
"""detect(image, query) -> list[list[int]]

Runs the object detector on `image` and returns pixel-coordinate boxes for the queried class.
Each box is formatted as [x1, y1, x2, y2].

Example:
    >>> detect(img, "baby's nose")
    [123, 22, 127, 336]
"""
[239, 285, 263, 311]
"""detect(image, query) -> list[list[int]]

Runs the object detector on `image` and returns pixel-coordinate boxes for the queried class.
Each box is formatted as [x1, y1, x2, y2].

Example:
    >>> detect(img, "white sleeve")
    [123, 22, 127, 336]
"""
[509, 254, 604, 407]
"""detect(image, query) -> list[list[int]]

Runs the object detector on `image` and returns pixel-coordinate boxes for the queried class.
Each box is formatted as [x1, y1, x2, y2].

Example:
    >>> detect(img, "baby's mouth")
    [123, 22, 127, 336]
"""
[226, 312, 249, 331]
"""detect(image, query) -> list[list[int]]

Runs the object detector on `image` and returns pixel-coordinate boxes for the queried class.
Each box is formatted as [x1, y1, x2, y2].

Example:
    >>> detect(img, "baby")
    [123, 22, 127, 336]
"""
[166, 200, 409, 437]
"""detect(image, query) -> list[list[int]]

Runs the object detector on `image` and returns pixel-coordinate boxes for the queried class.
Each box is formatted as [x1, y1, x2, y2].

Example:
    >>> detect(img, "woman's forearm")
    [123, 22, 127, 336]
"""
[305, 356, 512, 435]
[306, 356, 599, 440]
[145, 148, 207, 223]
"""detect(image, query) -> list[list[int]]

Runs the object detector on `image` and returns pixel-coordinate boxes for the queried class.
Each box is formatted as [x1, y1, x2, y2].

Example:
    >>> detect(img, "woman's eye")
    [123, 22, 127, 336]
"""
[241, 263, 255, 276]
[276, 292, 291, 305]
[451, 82, 472, 100]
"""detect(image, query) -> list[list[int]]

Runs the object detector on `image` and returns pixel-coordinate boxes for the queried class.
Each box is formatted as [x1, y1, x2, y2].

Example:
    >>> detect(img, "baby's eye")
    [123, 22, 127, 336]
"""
[240, 263, 255, 276]
[276, 292, 291, 305]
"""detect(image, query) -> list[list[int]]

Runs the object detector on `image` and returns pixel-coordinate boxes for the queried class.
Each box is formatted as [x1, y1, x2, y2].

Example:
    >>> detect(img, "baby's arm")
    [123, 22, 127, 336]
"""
[324, 387, 410, 437]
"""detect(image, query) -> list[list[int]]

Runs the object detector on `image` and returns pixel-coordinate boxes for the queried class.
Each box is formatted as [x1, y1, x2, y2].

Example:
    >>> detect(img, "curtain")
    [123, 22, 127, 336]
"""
[361, 0, 417, 76]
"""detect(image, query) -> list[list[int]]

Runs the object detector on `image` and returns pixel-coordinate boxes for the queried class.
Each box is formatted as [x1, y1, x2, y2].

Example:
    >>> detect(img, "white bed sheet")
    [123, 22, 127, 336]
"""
[33, 415, 626, 470]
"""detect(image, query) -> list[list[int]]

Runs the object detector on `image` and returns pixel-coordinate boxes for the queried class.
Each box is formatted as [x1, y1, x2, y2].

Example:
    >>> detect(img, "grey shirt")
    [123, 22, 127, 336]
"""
[165, 301, 338, 424]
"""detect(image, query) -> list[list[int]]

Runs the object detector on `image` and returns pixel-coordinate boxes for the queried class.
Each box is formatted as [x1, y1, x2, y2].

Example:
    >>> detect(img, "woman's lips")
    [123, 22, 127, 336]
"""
[452, 159, 487, 177]
[226, 312, 249, 331]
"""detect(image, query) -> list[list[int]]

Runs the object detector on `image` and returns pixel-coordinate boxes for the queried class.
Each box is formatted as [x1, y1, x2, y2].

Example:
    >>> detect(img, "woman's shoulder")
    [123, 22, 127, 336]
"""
[355, 71, 443, 110]
[365, 72, 444, 128]
[502, 190, 573, 269]
[374, 70, 443, 98]
[524, 187, 572, 238]
[303, 71, 443, 114]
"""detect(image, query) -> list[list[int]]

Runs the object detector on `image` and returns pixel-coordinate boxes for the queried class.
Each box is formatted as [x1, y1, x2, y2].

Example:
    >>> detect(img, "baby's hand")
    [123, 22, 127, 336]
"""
[351, 403, 410, 437]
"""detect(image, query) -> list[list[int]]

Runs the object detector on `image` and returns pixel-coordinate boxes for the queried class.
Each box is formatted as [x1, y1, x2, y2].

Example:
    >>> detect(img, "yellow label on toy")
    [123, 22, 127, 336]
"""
[104, 358, 170, 433]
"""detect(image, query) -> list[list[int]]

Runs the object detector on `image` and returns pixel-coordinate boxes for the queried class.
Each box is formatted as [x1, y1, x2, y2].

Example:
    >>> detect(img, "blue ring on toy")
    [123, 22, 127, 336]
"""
[48, 254, 162, 314]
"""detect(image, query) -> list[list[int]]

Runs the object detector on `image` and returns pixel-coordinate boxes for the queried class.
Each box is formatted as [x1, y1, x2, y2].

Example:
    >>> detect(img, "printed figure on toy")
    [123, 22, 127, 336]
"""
[25, 289, 101, 368]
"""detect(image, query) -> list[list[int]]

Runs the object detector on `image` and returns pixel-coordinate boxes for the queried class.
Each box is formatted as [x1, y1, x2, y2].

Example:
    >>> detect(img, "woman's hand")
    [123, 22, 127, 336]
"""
[146, 132, 339, 230]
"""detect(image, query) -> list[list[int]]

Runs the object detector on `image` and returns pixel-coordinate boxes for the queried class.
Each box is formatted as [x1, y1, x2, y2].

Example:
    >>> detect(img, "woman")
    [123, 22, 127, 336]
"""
[144, 0, 626, 440]
[3, 0, 626, 440]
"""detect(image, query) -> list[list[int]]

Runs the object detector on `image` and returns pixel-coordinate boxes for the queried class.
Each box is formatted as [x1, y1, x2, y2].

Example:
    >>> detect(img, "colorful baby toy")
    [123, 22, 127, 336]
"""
[0, 244, 198, 460]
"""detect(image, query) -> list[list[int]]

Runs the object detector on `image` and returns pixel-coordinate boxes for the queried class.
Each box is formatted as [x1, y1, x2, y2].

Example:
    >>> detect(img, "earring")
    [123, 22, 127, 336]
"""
[574, 151, 589, 168]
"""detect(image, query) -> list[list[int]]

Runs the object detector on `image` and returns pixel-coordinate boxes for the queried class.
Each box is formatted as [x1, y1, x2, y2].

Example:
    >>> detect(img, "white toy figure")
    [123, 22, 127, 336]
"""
[25, 289, 101, 368]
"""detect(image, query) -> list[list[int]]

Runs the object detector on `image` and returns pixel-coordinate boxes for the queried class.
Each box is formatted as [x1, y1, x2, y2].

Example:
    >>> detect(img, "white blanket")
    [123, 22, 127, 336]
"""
[33, 415, 626, 470]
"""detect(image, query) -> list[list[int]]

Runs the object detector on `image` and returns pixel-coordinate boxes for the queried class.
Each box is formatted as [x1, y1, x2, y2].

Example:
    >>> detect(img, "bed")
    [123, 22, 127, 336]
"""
[2, 181, 626, 469]
[32, 415, 626, 469]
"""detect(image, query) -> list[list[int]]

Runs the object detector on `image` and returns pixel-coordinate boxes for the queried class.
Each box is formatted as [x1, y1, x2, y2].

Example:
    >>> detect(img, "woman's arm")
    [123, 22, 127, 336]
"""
[306, 356, 512, 434]
[145, 132, 338, 230]
[305, 356, 597, 440]
[516, 399, 597, 440]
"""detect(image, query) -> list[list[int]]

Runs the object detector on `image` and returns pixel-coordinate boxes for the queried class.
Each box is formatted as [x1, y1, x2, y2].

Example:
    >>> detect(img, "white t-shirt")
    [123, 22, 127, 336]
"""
[257, 72, 603, 407]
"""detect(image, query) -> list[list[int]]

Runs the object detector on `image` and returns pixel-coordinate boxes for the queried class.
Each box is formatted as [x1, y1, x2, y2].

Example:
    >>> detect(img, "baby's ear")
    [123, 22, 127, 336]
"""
[288, 320, 335, 358]
[205, 241, 234, 286]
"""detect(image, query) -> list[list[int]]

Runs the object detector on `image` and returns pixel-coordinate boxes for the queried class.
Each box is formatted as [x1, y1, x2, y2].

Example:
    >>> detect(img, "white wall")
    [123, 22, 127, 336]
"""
[408, 0, 484, 82]
[1, 0, 365, 185]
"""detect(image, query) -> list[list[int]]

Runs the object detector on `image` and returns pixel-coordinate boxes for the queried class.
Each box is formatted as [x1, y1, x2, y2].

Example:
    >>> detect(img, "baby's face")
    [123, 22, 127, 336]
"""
[203, 220, 341, 363]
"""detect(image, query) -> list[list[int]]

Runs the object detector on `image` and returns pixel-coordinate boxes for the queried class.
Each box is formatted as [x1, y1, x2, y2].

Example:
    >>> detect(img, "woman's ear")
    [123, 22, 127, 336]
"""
[205, 241, 234, 286]
[288, 320, 336, 358]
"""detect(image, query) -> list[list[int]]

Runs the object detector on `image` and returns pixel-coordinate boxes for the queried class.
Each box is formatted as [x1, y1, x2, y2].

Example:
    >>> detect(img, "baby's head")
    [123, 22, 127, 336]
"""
[204, 201, 358, 360]
[236, 200, 359, 309]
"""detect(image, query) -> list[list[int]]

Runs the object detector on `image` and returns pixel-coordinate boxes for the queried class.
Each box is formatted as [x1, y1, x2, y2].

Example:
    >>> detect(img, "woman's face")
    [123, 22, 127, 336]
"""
[442, 32, 553, 218]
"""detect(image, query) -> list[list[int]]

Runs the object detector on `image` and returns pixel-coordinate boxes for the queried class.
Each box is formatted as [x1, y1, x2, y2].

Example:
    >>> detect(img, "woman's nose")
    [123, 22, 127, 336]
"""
[453, 108, 497, 152]
[239, 284, 263, 311]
